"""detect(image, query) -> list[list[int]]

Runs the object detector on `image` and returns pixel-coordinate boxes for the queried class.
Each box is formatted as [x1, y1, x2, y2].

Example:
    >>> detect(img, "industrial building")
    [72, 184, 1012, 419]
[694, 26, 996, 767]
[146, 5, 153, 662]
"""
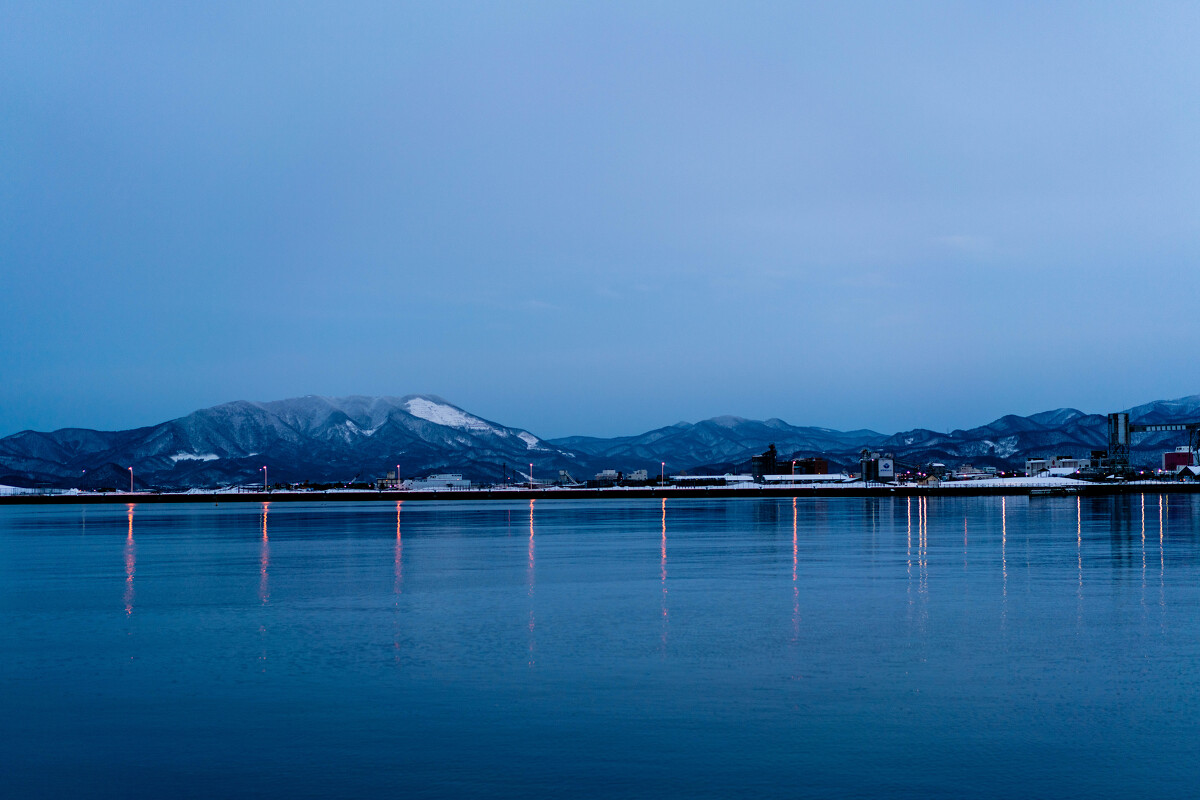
[1025, 456, 1092, 476]
[1102, 412, 1200, 473]
[590, 468, 649, 487]
[405, 474, 472, 490]
[858, 451, 895, 483]
[594, 469, 621, 484]
[950, 465, 997, 480]
[750, 445, 827, 481]
[377, 472, 472, 490]
[1163, 447, 1197, 471]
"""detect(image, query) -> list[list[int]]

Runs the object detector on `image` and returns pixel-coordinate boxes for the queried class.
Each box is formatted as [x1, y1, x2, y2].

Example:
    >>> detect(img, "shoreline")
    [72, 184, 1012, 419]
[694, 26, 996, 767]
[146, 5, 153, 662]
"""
[3, 482, 1199, 505]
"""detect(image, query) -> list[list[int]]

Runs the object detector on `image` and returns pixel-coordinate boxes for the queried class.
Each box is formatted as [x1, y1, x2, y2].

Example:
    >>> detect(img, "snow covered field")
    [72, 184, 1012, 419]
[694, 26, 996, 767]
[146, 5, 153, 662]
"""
[930, 475, 1092, 489]
[0, 485, 80, 496]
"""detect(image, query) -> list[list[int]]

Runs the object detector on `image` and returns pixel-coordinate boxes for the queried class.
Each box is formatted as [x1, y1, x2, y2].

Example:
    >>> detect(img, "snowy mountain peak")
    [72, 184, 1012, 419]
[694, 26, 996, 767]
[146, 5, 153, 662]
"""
[403, 396, 499, 433]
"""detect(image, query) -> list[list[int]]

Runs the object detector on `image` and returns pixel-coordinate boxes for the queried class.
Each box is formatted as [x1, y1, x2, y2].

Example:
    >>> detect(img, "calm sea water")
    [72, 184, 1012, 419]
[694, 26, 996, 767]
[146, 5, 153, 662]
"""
[3, 495, 1200, 798]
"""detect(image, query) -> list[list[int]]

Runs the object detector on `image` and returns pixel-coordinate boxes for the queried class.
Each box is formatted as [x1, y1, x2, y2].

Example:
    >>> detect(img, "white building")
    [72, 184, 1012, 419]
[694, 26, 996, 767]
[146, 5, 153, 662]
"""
[404, 474, 472, 490]
[1025, 456, 1091, 476]
[950, 465, 996, 481]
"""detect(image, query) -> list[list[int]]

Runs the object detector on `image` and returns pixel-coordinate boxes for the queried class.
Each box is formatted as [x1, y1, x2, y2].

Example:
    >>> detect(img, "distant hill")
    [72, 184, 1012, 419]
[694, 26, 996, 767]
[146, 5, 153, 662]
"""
[2, 393, 1199, 488]
[551, 416, 888, 474]
[553, 395, 1200, 475]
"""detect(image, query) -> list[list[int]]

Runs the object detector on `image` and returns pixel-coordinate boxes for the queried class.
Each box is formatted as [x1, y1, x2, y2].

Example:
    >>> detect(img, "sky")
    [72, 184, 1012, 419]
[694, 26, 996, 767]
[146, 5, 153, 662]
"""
[2, 1, 1199, 439]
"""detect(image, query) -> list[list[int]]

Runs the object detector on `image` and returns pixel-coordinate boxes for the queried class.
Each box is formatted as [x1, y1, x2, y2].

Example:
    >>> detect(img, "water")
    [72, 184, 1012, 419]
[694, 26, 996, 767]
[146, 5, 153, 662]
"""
[3, 495, 1200, 798]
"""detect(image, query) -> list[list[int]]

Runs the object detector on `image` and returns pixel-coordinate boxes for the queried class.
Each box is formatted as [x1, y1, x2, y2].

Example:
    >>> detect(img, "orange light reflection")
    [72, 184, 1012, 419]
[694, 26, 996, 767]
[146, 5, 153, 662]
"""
[123, 503, 136, 615]
[259, 502, 270, 605]
[394, 501, 404, 596]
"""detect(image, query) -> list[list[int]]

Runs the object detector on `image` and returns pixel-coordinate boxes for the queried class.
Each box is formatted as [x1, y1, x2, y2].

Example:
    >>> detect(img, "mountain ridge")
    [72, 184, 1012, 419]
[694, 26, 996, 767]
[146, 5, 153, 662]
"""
[3, 393, 1199, 489]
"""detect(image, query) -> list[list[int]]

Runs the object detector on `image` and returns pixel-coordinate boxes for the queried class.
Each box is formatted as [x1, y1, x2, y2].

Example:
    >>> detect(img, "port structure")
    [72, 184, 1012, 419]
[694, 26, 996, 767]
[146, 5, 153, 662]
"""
[1107, 412, 1200, 473]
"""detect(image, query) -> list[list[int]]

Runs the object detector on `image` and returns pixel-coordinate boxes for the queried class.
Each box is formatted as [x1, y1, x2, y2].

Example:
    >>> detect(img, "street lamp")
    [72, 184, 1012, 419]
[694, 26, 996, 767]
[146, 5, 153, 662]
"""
[396, 464, 400, 490]
[260, 466, 268, 492]
[661, 461, 665, 486]
[529, 463, 534, 489]
[128, 467, 133, 493]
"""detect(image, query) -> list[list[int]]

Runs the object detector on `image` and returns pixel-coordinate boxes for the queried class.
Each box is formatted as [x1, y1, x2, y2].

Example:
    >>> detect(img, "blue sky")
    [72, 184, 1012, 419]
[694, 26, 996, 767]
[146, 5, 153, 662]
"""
[2, 1, 1198, 438]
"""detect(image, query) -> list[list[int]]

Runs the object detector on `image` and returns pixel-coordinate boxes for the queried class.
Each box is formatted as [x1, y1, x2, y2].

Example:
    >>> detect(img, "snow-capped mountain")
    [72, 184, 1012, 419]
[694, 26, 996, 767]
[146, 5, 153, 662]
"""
[0, 395, 573, 489]
[3, 393, 1199, 489]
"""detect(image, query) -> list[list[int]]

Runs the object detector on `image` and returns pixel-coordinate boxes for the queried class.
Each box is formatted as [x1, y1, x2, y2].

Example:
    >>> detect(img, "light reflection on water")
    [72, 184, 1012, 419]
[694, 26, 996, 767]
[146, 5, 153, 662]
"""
[3, 495, 1200, 799]
[791, 497, 798, 642]
[393, 500, 403, 599]
[123, 503, 135, 616]
[1001, 495, 1008, 630]
[258, 502, 270, 605]
[528, 498, 535, 668]
[660, 498, 668, 653]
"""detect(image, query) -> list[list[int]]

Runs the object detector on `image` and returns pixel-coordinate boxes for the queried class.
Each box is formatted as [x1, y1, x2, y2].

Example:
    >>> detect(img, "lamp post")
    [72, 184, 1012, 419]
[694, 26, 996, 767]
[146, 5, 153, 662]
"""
[661, 461, 665, 486]
[529, 463, 534, 489]
[396, 464, 400, 490]
[128, 467, 133, 493]
[261, 466, 268, 492]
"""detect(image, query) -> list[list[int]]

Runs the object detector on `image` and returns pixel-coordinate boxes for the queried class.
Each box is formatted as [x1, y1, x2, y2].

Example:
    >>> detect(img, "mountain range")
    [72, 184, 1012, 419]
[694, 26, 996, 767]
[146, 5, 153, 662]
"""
[2, 393, 1199, 489]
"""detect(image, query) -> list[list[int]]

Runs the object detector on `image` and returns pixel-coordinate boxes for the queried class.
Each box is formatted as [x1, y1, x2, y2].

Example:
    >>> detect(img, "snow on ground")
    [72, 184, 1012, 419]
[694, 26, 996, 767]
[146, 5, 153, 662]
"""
[404, 397, 500, 433]
[170, 453, 219, 463]
[689, 476, 1094, 490]
[0, 485, 79, 496]
[933, 475, 1091, 489]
